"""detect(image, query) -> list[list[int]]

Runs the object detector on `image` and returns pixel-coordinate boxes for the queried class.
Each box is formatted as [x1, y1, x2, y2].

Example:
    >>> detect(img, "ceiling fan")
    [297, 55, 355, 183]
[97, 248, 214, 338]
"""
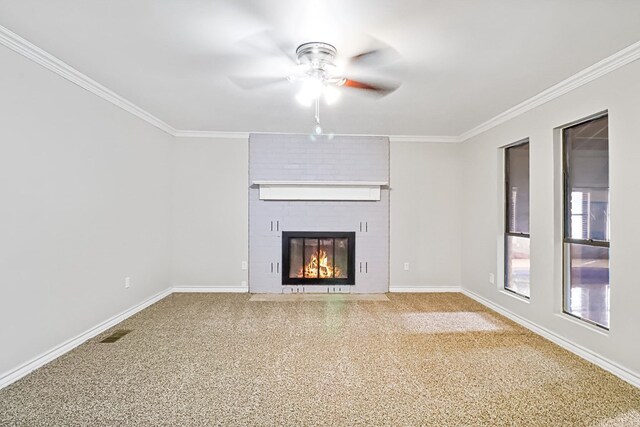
[289, 41, 400, 102]
[228, 33, 403, 134]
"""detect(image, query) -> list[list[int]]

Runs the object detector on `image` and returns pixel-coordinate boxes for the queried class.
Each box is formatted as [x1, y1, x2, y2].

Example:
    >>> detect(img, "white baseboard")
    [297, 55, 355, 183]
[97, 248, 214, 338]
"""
[5, 284, 637, 392]
[0, 287, 172, 390]
[462, 289, 640, 389]
[172, 286, 249, 293]
[0, 285, 249, 389]
[389, 286, 462, 293]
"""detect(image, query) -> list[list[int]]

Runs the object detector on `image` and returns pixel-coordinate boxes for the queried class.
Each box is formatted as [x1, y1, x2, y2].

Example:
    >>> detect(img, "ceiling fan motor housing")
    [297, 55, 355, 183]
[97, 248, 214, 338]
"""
[296, 42, 338, 76]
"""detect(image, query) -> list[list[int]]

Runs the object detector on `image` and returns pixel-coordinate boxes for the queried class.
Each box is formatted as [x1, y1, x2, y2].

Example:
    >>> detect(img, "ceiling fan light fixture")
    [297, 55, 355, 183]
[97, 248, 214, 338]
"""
[295, 91, 314, 107]
[323, 84, 340, 105]
[296, 78, 324, 106]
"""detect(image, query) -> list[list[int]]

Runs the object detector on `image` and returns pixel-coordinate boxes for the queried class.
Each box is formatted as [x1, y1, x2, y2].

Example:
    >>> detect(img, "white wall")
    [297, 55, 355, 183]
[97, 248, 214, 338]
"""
[460, 59, 640, 378]
[170, 137, 248, 290]
[390, 141, 462, 290]
[0, 46, 173, 377]
[170, 138, 463, 293]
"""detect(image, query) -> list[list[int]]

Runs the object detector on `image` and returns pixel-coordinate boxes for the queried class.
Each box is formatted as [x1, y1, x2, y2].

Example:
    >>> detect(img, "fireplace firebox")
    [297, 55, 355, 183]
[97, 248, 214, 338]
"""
[282, 231, 356, 285]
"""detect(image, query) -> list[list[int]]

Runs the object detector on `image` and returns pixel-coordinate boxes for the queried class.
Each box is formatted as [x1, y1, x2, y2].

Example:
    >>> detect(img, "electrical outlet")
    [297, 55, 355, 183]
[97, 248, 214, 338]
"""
[241, 280, 247, 287]
[124, 277, 131, 288]
[489, 273, 495, 284]
[403, 262, 410, 271]
[241, 261, 248, 270]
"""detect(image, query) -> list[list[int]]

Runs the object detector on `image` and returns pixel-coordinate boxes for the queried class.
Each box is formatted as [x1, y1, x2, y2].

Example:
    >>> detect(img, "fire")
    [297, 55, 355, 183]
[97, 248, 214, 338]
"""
[298, 250, 341, 278]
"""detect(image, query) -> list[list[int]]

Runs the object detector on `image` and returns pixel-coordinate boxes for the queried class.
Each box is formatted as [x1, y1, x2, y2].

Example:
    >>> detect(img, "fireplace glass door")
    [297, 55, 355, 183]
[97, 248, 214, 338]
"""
[282, 232, 355, 285]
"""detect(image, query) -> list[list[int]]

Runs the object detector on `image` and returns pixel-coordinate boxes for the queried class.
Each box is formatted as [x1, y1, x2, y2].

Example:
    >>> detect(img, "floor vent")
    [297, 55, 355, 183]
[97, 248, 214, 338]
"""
[100, 329, 132, 343]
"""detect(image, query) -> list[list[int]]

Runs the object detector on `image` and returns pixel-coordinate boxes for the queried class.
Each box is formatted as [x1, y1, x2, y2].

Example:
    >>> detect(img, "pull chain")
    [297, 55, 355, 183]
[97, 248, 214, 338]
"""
[314, 96, 322, 135]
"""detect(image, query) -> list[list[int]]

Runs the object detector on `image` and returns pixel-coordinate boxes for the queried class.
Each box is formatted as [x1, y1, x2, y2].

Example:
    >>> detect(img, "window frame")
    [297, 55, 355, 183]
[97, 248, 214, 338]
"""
[561, 113, 610, 330]
[504, 139, 531, 298]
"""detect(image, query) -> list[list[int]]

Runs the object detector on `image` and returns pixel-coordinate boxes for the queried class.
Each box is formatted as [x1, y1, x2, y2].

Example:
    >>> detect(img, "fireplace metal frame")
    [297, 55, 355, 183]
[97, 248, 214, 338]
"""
[282, 231, 356, 285]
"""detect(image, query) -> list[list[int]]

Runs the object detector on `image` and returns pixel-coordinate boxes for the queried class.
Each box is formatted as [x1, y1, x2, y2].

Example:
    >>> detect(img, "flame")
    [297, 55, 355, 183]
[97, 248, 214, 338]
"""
[298, 250, 341, 278]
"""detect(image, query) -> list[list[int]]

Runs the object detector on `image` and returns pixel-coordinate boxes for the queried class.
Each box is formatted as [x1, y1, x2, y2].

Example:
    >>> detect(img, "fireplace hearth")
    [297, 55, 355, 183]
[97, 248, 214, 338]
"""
[282, 231, 356, 285]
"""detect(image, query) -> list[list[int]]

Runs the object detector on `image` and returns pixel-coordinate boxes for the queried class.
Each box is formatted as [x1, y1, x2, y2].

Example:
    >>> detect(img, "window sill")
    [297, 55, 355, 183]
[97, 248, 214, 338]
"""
[555, 313, 610, 336]
[500, 289, 530, 303]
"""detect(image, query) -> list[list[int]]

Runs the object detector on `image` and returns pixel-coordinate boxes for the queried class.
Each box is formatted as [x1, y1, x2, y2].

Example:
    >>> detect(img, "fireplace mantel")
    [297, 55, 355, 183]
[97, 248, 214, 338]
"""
[253, 181, 388, 201]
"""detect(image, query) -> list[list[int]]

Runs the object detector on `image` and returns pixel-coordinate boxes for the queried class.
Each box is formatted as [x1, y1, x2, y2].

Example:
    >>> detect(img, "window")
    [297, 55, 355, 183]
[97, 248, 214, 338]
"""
[504, 140, 530, 298]
[562, 114, 610, 329]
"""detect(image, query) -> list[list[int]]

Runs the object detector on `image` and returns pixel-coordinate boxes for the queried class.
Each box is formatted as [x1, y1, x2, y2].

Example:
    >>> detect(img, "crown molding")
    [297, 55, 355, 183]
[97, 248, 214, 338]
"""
[174, 131, 462, 143]
[173, 130, 250, 139]
[3, 23, 639, 143]
[389, 135, 461, 143]
[0, 24, 177, 136]
[458, 39, 640, 142]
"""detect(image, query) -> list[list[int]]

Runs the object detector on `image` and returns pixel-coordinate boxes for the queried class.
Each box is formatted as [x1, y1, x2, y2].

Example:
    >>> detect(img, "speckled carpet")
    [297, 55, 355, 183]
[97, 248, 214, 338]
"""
[1, 293, 639, 426]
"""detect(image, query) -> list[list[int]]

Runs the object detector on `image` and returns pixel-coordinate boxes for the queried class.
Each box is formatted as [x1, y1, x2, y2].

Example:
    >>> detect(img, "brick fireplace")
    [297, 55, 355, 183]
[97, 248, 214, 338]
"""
[248, 134, 389, 293]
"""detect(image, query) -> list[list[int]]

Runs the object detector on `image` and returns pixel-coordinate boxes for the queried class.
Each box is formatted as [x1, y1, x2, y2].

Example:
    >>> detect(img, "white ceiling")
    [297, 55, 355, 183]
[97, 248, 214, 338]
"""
[1, 0, 640, 137]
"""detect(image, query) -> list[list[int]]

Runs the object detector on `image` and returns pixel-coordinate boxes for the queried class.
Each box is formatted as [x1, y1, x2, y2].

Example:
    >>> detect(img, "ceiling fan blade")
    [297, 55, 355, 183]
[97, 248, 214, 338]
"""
[347, 40, 402, 69]
[349, 48, 387, 65]
[236, 30, 297, 65]
[228, 76, 290, 90]
[340, 78, 401, 97]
